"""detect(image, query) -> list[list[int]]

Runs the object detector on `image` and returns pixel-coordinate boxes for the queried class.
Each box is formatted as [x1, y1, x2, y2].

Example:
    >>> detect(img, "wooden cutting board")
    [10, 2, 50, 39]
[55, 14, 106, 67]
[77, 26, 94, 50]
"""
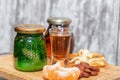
[0, 54, 120, 80]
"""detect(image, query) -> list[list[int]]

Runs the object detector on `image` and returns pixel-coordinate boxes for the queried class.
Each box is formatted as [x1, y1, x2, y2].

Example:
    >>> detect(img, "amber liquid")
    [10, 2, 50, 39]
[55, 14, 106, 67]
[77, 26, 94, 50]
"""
[50, 34, 71, 60]
[45, 25, 74, 60]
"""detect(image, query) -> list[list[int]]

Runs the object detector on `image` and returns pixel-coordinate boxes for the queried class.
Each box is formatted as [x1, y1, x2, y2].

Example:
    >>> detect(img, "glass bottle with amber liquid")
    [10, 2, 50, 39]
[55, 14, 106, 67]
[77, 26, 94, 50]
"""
[45, 17, 74, 64]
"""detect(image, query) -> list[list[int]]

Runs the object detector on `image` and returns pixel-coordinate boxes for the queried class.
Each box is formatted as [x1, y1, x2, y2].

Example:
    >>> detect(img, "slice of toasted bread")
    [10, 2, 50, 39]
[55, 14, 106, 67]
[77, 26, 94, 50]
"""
[90, 53, 104, 58]
[89, 59, 108, 67]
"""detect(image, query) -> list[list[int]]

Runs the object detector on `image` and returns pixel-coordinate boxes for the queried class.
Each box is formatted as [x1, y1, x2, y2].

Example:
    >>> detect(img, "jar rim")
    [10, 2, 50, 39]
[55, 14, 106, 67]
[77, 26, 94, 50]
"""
[15, 24, 45, 34]
[47, 17, 71, 25]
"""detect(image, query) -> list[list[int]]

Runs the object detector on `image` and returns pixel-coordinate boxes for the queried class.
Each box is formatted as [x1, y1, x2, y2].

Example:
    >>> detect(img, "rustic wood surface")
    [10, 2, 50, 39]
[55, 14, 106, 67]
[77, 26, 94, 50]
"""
[0, 0, 119, 65]
[0, 54, 120, 80]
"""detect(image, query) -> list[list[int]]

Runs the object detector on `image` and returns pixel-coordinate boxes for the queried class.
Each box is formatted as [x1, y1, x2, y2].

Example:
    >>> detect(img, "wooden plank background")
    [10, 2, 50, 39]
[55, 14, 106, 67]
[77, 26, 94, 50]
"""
[0, 0, 119, 65]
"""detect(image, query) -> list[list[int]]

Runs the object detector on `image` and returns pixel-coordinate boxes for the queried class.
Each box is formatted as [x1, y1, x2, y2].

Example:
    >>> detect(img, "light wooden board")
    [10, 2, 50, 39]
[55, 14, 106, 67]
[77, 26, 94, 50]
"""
[0, 54, 120, 80]
[0, 0, 119, 65]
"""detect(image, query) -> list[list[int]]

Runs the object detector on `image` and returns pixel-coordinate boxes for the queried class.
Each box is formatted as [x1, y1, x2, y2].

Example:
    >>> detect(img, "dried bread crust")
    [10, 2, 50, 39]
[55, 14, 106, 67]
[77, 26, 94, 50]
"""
[69, 49, 107, 67]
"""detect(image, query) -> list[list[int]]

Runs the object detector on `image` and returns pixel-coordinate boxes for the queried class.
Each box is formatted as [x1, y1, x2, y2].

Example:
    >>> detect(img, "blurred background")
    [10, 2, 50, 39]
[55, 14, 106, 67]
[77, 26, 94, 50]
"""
[0, 0, 119, 65]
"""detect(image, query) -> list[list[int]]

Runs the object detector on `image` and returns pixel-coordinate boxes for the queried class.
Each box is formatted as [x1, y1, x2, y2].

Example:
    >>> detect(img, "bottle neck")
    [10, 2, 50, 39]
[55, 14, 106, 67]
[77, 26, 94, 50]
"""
[45, 24, 70, 37]
[49, 24, 69, 28]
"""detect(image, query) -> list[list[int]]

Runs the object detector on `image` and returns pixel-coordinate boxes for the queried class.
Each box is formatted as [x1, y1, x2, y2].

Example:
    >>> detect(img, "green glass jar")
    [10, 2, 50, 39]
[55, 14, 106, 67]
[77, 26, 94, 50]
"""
[14, 24, 46, 72]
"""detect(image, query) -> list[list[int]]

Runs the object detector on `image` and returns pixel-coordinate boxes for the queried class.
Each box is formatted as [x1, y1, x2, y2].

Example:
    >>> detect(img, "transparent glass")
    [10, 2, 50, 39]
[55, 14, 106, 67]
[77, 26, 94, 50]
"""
[49, 27, 71, 66]
[45, 24, 74, 65]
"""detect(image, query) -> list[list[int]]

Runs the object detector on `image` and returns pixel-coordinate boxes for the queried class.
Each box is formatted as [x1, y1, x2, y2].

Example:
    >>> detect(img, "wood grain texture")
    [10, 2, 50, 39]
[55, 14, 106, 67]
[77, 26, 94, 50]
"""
[1, 54, 120, 80]
[0, 54, 43, 80]
[0, 0, 119, 65]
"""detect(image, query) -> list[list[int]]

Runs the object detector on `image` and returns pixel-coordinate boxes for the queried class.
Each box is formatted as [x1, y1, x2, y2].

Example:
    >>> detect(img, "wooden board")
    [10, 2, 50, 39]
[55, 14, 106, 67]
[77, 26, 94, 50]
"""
[0, 54, 120, 80]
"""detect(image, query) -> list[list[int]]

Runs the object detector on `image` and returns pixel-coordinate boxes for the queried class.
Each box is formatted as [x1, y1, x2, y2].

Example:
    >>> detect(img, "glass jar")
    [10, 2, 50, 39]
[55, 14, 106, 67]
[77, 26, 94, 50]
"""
[14, 24, 46, 72]
[45, 17, 74, 64]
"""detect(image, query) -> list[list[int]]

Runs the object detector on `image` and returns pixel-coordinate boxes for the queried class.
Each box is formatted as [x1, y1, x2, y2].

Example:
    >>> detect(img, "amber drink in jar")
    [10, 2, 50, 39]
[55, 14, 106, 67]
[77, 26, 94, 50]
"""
[45, 17, 74, 64]
[49, 27, 71, 66]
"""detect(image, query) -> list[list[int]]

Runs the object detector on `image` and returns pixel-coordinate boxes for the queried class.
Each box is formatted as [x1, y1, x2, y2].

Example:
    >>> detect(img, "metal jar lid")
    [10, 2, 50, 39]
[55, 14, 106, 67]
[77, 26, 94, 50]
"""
[47, 17, 72, 25]
[15, 24, 45, 34]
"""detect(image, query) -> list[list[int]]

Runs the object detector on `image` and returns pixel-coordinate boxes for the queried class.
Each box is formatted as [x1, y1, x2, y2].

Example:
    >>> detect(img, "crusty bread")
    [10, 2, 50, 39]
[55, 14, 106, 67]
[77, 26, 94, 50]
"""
[69, 49, 107, 67]
[88, 59, 108, 67]
[90, 53, 104, 58]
